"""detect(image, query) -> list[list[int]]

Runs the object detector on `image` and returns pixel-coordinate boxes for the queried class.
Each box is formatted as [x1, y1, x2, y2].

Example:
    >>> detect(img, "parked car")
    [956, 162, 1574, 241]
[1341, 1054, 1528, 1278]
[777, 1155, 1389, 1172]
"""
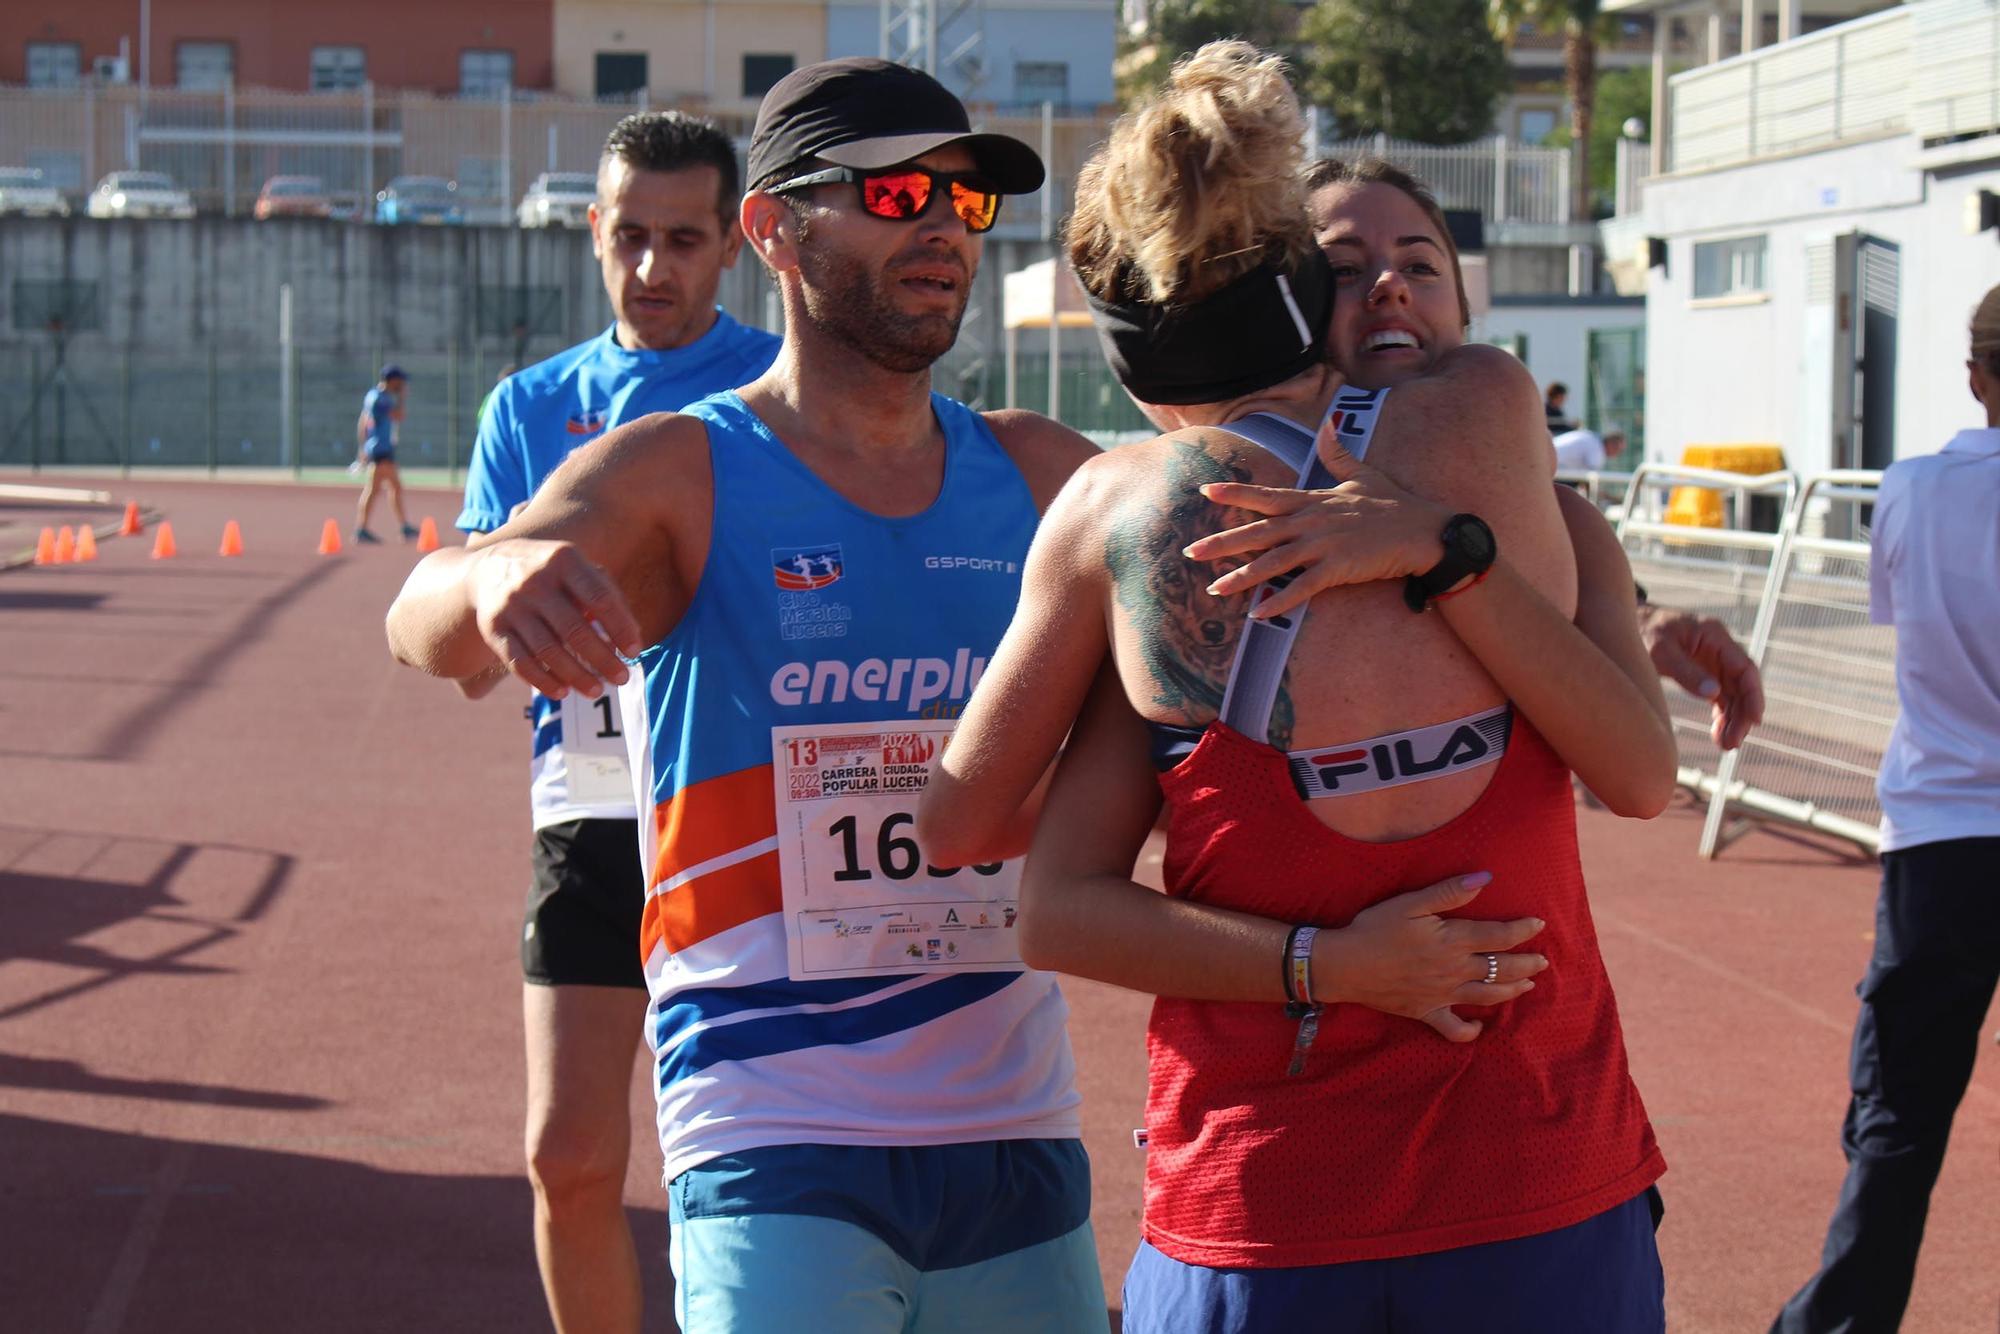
[374, 176, 462, 225]
[86, 171, 195, 220]
[516, 172, 595, 229]
[0, 166, 71, 218]
[254, 175, 332, 220]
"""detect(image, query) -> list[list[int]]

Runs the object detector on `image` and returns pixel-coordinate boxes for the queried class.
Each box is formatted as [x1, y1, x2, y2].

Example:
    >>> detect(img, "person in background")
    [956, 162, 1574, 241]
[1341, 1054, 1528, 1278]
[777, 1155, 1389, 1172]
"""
[1544, 380, 1577, 434]
[1554, 423, 1626, 472]
[354, 365, 417, 544]
[1771, 283, 2000, 1334]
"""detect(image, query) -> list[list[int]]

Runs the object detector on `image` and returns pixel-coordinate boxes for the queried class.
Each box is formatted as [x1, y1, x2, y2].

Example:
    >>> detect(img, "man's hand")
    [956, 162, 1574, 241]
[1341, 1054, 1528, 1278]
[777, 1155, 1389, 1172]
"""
[1317, 873, 1549, 1043]
[1640, 606, 1764, 749]
[468, 539, 644, 701]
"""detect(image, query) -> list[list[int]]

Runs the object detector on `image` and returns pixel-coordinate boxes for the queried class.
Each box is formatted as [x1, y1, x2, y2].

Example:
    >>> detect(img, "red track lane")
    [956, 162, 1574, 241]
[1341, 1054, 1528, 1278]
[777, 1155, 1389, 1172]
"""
[2, 475, 1994, 1333]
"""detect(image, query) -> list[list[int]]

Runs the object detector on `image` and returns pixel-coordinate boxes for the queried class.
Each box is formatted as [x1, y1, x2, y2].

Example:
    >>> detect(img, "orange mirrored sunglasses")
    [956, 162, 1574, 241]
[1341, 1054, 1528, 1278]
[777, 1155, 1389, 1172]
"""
[768, 165, 1002, 233]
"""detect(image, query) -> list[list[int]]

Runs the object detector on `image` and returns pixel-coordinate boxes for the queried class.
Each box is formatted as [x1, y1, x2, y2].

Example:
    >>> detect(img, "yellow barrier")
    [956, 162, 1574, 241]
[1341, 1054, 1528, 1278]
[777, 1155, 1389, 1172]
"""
[1667, 444, 1786, 526]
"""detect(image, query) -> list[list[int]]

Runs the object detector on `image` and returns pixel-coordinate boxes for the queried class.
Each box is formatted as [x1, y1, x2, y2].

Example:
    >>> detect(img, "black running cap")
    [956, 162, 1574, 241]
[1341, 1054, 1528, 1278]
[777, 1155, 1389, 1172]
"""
[747, 58, 1044, 195]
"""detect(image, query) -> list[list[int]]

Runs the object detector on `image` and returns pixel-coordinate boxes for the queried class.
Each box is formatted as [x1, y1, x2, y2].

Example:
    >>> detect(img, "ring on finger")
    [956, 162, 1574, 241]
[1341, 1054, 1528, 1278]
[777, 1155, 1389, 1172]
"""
[1481, 953, 1500, 985]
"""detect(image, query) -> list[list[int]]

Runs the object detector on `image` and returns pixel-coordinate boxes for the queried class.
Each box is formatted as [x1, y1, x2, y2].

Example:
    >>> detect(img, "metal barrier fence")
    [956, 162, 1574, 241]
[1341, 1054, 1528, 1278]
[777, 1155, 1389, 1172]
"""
[1607, 463, 1890, 859]
[1615, 463, 1799, 842]
[0, 81, 1114, 239]
[1701, 470, 1892, 857]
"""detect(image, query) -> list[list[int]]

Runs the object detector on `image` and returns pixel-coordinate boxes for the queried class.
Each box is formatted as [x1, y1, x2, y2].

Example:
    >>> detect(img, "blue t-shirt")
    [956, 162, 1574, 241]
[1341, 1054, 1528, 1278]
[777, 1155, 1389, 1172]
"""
[458, 311, 782, 828]
[362, 387, 396, 455]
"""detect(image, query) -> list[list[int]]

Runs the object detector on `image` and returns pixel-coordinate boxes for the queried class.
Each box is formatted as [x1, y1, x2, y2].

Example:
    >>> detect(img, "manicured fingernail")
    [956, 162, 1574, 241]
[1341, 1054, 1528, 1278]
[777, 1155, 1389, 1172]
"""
[1521, 980, 1535, 991]
[1206, 583, 1223, 596]
[1531, 918, 1545, 930]
[1464, 871, 1493, 888]
[1699, 677, 1720, 697]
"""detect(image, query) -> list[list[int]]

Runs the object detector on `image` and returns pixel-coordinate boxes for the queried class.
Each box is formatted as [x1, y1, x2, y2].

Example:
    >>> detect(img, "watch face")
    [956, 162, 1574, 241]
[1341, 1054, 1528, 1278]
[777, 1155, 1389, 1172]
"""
[1451, 516, 1494, 562]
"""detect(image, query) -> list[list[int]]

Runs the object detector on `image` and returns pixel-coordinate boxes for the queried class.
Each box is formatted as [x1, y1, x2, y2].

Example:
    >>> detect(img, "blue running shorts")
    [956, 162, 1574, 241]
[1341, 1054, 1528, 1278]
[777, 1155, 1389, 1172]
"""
[668, 1139, 1107, 1334]
[1123, 1188, 1665, 1334]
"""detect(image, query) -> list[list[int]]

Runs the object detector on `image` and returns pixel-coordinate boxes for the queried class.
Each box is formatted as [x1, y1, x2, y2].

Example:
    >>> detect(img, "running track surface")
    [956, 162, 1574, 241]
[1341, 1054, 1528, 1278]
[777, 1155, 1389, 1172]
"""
[2, 476, 1994, 1334]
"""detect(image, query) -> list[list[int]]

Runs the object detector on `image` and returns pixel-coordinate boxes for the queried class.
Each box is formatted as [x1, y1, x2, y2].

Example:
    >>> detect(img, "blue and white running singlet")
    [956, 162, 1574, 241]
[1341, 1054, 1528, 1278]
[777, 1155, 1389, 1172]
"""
[621, 390, 1082, 1183]
[457, 314, 780, 829]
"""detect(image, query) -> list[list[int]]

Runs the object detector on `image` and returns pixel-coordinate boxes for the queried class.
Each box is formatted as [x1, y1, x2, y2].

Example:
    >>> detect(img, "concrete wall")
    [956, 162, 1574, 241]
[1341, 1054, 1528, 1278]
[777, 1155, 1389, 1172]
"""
[0, 214, 1077, 469]
[1634, 132, 2000, 472]
[0, 214, 777, 469]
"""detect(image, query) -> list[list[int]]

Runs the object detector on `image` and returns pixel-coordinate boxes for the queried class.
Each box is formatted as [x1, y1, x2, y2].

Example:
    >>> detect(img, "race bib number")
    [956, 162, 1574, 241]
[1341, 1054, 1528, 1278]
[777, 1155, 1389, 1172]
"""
[560, 688, 634, 808]
[773, 719, 1022, 981]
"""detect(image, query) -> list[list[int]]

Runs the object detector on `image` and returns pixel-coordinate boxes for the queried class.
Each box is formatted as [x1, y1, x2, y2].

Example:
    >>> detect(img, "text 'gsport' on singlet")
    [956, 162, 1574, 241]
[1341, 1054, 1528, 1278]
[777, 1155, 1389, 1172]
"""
[1140, 389, 1664, 1269]
[618, 389, 1081, 1185]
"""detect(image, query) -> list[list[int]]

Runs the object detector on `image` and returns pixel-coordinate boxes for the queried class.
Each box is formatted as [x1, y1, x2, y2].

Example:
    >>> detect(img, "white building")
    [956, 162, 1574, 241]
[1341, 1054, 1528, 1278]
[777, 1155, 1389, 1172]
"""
[1605, 0, 2000, 472]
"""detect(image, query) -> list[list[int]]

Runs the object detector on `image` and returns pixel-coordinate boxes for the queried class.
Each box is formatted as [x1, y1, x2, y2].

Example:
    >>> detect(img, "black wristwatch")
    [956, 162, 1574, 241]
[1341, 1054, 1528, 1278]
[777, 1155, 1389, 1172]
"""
[1404, 513, 1497, 612]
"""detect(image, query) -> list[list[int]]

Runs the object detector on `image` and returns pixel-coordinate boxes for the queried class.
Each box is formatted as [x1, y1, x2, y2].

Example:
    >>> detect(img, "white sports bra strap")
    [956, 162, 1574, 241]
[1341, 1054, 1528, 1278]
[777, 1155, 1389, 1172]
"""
[1212, 390, 1391, 741]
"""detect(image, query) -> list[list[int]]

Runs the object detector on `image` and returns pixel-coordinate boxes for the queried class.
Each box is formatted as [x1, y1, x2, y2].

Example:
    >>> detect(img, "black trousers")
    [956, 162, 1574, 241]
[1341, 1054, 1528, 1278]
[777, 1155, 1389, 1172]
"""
[1771, 836, 2000, 1334]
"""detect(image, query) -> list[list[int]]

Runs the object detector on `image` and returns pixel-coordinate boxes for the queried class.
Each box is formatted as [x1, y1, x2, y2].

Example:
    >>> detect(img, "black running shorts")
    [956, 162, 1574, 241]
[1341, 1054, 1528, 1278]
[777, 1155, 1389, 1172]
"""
[523, 817, 647, 989]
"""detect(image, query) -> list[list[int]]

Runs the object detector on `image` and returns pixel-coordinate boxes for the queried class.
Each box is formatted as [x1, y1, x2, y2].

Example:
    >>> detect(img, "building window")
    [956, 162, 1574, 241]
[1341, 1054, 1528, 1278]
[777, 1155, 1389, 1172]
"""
[1692, 234, 1769, 299]
[176, 41, 234, 91]
[311, 46, 366, 92]
[461, 49, 515, 98]
[1517, 107, 1558, 145]
[1015, 60, 1069, 106]
[26, 42, 82, 88]
[595, 52, 647, 99]
[742, 54, 794, 99]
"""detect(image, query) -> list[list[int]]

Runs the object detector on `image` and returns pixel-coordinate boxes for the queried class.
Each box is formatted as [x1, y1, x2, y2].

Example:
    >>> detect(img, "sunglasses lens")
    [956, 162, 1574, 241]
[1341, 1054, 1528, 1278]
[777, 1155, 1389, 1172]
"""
[861, 171, 932, 220]
[949, 180, 1000, 232]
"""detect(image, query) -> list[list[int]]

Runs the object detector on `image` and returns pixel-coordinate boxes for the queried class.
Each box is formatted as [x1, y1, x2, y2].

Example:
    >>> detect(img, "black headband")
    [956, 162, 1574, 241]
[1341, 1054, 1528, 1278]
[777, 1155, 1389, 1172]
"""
[1082, 249, 1333, 406]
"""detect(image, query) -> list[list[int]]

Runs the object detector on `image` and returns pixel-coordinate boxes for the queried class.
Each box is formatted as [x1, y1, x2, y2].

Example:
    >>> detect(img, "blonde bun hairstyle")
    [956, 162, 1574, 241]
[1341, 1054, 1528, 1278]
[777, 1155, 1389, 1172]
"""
[1067, 41, 1316, 306]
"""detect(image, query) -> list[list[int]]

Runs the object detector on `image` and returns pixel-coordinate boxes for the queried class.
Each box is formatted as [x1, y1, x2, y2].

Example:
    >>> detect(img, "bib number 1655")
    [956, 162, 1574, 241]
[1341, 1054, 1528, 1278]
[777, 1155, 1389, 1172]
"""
[828, 812, 1002, 882]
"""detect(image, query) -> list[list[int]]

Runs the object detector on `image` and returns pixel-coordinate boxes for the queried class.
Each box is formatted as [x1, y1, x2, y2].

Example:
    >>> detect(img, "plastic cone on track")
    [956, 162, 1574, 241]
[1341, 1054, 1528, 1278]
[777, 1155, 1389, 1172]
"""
[53, 527, 76, 563]
[34, 527, 56, 565]
[317, 519, 342, 556]
[415, 516, 440, 553]
[219, 520, 244, 557]
[75, 527, 99, 561]
[151, 522, 177, 560]
[120, 501, 143, 536]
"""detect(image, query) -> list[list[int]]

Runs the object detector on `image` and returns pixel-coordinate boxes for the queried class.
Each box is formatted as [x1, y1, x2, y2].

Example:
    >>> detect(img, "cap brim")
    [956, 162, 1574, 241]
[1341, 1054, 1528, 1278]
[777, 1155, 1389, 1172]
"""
[819, 131, 1045, 194]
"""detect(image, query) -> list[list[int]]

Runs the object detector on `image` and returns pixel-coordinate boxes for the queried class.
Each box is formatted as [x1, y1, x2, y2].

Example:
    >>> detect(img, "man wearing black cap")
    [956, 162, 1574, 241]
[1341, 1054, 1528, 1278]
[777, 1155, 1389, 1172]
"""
[354, 364, 417, 543]
[387, 58, 1108, 1332]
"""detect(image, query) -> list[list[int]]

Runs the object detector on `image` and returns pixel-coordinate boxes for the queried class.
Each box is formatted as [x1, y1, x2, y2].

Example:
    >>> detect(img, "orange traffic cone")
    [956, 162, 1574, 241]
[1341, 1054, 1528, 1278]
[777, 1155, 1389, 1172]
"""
[53, 526, 76, 563]
[75, 526, 99, 561]
[33, 527, 56, 565]
[415, 516, 441, 553]
[151, 522, 177, 560]
[219, 520, 244, 557]
[120, 501, 143, 536]
[317, 519, 343, 556]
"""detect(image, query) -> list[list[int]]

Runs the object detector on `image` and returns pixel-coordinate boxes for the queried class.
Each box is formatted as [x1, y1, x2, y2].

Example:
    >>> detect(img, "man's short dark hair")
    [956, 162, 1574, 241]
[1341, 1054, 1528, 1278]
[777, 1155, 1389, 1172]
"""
[600, 111, 741, 217]
[1547, 381, 1568, 398]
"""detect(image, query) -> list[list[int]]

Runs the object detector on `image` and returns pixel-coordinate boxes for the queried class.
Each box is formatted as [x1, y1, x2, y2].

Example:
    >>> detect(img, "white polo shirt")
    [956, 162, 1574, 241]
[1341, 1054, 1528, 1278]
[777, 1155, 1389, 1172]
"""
[1553, 428, 1607, 471]
[1870, 426, 2000, 851]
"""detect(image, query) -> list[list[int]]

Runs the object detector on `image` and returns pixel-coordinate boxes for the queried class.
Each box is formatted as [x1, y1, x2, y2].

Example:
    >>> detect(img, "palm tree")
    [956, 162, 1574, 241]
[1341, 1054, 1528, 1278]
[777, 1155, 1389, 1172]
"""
[1490, 0, 1608, 222]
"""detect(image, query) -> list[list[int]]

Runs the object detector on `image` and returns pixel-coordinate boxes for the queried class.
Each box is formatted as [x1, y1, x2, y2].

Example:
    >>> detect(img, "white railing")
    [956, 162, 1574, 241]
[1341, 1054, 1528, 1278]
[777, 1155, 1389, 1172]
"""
[1668, 5, 1911, 173]
[1313, 131, 1572, 226]
[1910, 0, 2000, 141]
[1609, 464, 1893, 859]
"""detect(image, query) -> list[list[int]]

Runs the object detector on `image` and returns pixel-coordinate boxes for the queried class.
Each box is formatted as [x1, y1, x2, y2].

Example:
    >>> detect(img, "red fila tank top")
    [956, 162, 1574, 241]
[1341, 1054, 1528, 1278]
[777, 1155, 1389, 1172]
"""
[1139, 400, 1664, 1268]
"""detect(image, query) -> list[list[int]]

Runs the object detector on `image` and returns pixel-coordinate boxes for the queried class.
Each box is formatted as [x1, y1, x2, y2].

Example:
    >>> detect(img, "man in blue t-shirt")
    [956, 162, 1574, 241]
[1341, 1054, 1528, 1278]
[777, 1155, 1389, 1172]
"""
[455, 112, 778, 1334]
[353, 366, 417, 544]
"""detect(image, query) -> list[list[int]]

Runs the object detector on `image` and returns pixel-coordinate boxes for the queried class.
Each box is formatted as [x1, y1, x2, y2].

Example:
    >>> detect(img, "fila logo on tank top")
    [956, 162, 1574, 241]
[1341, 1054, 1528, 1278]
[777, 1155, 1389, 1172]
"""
[617, 390, 1080, 1183]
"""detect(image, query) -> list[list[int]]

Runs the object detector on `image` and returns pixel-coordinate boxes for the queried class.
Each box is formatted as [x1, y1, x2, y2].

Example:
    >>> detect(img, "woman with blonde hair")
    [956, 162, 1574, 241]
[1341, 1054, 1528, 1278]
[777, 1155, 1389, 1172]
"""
[920, 42, 1673, 1331]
